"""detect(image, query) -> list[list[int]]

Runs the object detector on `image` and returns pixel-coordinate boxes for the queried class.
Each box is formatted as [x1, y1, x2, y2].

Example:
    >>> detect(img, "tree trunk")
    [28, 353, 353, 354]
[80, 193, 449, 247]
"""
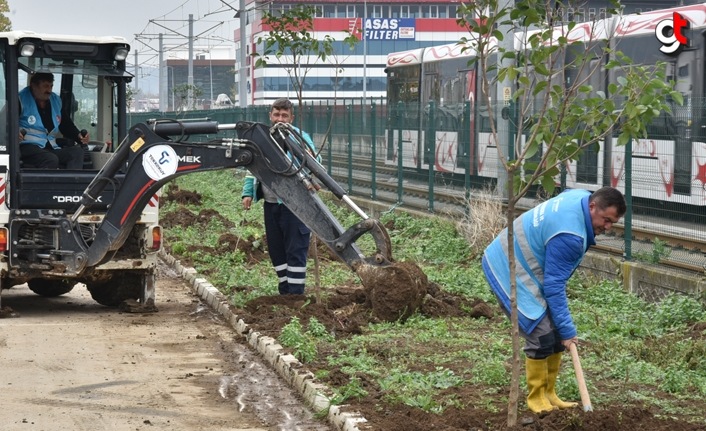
[506, 170, 520, 427]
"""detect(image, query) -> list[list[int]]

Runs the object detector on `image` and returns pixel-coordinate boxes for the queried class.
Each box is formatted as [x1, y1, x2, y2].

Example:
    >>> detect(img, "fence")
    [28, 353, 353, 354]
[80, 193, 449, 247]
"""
[128, 99, 706, 273]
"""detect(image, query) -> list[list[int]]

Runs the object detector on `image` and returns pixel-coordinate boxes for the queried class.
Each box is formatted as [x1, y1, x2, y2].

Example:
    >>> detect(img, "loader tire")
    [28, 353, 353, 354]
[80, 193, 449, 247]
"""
[87, 273, 143, 307]
[27, 279, 76, 297]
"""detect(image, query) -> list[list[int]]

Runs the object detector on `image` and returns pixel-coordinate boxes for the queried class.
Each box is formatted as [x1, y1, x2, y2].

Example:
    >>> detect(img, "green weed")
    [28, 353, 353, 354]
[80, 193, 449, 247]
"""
[162, 171, 706, 422]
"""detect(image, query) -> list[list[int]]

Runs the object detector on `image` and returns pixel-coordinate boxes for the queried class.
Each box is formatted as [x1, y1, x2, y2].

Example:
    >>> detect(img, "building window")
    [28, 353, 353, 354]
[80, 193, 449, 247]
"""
[346, 4, 356, 18]
[391, 5, 401, 18]
[313, 5, 323, 18]
[577, 8, 585, 20]
[372, 5, 383, 18]
[323, 5, 335, 18]
[401, 5, 409, 18]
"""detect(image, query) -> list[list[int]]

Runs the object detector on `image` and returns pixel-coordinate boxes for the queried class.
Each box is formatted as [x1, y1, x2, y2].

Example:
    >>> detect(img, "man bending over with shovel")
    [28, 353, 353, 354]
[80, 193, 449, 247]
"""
[482, 186, 625, 413]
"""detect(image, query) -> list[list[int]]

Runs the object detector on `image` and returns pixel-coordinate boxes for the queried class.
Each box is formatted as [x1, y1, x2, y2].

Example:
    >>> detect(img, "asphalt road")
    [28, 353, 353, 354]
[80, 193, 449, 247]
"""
[0, 262, 333, 431]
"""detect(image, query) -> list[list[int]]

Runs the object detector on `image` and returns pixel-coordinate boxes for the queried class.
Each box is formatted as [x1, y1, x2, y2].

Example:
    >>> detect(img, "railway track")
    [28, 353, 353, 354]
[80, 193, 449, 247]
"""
[324, 154, 706, 274]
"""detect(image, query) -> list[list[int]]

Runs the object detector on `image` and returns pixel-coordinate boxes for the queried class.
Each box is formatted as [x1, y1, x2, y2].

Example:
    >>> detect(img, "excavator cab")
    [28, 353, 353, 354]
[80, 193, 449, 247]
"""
[0, 31, 158, 306]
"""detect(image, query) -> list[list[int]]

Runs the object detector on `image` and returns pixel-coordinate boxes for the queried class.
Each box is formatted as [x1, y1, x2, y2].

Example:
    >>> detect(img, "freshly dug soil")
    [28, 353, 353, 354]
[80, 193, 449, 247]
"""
[161, 188, 706, 431]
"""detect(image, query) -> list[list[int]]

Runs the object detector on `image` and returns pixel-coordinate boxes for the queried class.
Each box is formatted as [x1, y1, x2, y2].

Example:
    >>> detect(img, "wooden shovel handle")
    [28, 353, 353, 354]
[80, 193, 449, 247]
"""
[569, 343, 593, 412]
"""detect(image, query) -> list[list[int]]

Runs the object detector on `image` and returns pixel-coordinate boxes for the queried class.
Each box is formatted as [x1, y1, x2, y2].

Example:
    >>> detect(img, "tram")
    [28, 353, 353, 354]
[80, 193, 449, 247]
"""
[384, 3, 706, 212]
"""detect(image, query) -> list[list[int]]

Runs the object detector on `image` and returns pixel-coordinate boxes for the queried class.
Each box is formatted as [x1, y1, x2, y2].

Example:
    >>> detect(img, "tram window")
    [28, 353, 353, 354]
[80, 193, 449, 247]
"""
[614, 34, 664, 65]
[678, 65, 689, 77]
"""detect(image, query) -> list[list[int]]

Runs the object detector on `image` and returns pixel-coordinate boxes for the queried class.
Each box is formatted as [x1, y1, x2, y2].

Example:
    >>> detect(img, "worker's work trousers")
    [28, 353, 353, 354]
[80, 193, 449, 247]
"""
[264, 202, 311, 295]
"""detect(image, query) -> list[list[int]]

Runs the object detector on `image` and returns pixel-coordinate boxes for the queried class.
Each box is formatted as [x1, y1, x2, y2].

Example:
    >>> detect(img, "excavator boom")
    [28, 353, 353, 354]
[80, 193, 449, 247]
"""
[78, 120, 392, 271]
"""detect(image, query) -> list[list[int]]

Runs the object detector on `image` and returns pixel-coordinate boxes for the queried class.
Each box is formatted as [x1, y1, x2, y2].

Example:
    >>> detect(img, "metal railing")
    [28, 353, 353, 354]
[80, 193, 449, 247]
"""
[128, 99, 706, 273]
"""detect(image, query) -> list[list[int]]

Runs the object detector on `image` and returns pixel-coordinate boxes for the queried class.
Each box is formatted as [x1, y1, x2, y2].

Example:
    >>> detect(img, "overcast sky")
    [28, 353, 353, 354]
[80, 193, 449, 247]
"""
[9, 0, 241, 93]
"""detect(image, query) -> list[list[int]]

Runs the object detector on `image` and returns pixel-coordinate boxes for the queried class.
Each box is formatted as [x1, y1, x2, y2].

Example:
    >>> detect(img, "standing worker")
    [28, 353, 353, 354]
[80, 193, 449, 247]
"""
[482, 186, 626, 414]
[241, 98, 319, 295]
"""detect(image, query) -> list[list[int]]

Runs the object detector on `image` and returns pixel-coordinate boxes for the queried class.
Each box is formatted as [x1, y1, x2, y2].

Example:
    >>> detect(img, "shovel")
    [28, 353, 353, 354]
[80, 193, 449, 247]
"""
[569, 343, 593, 412]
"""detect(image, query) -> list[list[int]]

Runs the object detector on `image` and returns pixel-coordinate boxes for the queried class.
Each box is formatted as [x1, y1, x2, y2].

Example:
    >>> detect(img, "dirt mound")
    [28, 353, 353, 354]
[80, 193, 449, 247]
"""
[161, 207, 234, 230]
[161, 206, 198, 228]
[232, 276, 704, 431]
[351, 402, 706, 431]
[236, 277, 490, 339]
[357, 261, 429, 322]
[216, 233, 268, 264]
[164, 185, 202, 205]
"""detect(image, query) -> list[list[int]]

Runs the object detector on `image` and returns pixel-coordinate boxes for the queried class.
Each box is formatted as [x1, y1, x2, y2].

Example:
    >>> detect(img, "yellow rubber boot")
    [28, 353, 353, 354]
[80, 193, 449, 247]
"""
[546, 352, 578, 409]
[525, 357, 556, 414]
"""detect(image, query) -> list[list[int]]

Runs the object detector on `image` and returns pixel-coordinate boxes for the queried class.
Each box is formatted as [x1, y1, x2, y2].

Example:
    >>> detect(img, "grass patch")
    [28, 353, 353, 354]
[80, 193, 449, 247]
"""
[161, 171, 706, 425]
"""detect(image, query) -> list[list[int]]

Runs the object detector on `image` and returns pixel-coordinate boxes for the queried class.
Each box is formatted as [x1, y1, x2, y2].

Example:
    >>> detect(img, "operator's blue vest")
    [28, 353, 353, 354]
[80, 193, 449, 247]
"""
[19, 87, 62, 149]
[484, 189, 589, 321]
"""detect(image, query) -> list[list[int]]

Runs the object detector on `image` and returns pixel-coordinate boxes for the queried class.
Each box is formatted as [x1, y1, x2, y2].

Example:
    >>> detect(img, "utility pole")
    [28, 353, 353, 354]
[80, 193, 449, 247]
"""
[238, 0, 247, 108]
[134, 50, 139, 101]
[159, 34, 167, 112]
[188, 14, 194, 110]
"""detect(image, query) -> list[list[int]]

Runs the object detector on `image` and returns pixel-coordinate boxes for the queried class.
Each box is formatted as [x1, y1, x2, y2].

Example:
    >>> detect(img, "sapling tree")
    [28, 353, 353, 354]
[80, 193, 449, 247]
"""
[173, 84, 203, 113]
[456, 0, 681, 425]
[253, 4, 358, 130]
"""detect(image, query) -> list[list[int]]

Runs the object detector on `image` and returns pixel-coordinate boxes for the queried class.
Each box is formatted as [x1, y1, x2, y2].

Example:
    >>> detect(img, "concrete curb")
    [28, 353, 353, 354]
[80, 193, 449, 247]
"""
[159, 249, 368, 430]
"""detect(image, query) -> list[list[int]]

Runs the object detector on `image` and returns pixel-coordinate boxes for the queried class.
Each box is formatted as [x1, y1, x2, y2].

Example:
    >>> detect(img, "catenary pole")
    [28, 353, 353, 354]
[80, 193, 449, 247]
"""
[188, 14, 194, 110]
[238, 0, 247, 107]
[159, 34, 167, 112]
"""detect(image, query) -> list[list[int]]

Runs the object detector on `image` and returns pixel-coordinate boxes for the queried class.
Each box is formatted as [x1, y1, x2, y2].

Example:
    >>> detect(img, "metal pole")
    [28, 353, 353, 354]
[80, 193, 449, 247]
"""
[238, 0, 247, 108]
[363, 0, 367, 103]
[427, 100, 435, 212]
[624, 138, 633, 261]
[159, 34, 167, 112]
[188, 14, 194, 110]
[326, 103, 332, 176]
[496, 0, 514, 198]
[209, 51, 214, 106]
[347, 104, 353, 194]
[134, 50, 138, 102]
[169, 67, 175, 111]
[371, 101, 377, 200]
[396, 102, 404, 204]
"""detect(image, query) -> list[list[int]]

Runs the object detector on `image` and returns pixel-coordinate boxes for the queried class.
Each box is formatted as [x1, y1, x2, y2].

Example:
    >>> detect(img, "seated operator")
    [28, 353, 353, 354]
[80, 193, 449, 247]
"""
[19, 72, 89, 169]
